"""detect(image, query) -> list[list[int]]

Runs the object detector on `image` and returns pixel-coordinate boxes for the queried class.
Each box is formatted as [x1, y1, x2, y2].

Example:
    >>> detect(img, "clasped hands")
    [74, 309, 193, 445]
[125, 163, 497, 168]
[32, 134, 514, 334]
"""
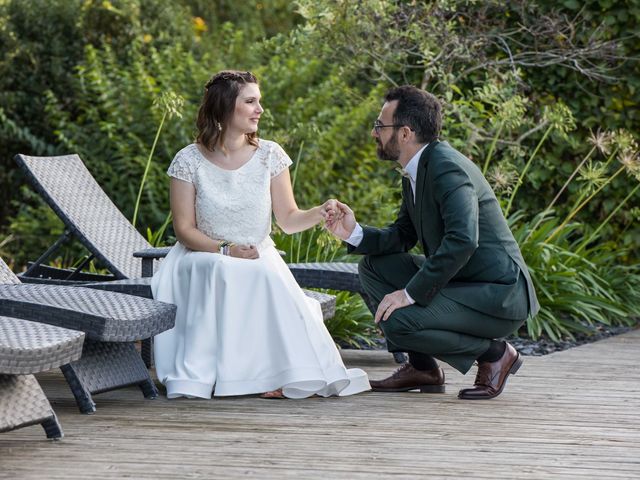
[223, 243, 259, 259]
[320, 199, 411, 323]
[319, 199, 355, 241]
[221, 199, 348, 260]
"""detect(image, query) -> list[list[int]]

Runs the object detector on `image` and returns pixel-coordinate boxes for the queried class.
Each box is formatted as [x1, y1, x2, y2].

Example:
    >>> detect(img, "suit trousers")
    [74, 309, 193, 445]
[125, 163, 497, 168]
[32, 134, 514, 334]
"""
[358, 253, 525, 374]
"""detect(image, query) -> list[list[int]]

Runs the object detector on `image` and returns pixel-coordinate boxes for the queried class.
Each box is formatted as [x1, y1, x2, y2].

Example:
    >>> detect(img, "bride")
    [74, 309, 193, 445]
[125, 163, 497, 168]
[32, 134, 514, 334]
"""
[152, 70, 370, 399]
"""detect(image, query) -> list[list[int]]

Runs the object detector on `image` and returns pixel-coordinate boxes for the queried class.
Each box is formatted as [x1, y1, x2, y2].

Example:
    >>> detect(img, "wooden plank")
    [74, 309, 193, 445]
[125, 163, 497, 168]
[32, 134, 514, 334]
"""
[0, 329, 639, 479]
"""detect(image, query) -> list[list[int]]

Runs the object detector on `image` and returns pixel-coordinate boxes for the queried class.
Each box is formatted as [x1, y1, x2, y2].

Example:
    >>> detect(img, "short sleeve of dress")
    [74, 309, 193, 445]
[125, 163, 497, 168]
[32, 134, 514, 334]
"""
[269, 142, 293, 178]
[167, 149, 197, 183]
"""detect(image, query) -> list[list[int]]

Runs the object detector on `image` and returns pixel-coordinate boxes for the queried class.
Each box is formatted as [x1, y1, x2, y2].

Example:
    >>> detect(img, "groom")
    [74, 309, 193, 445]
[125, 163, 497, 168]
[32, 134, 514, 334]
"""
[326, 85, 539, 399]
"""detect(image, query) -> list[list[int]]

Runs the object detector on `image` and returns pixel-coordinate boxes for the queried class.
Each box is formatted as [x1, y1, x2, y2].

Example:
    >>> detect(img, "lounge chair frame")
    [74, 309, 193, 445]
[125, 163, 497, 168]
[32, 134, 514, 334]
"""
[0, 257, 175, 414]
[1, 316, 85, 438]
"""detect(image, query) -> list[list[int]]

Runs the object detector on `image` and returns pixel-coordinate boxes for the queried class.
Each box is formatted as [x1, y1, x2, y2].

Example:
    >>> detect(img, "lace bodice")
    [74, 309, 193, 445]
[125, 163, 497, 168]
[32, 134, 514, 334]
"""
[167, 139, 292, 248]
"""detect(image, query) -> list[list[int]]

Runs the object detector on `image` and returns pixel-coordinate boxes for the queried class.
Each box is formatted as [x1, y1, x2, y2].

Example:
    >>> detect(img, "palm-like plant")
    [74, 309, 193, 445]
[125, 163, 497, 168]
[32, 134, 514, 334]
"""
[505, 128, 640, 340]
[511, 211, 636, 340]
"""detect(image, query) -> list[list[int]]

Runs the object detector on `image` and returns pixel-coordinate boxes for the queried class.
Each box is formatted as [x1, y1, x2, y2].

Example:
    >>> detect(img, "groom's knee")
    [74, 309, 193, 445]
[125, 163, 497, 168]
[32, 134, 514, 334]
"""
[379, 315, 414, 345]
[358, 255, 374, 277]
[357, 255, 379, 291]
[358, 254, 391, 282]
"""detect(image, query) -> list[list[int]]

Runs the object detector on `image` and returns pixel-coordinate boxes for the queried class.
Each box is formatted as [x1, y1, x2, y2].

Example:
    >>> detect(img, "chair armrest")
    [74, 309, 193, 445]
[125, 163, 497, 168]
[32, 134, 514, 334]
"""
[134, 247, 172, 278]
[133, 247, 172, 259]
[287, 262, 361, 292]
[134, 246, 281, 278]
[134, 246, 283, 259]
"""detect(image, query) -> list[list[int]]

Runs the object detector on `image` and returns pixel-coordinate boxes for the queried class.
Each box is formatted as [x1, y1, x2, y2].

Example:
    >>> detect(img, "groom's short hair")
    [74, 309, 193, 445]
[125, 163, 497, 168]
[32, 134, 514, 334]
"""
[385, 86, 442, 144]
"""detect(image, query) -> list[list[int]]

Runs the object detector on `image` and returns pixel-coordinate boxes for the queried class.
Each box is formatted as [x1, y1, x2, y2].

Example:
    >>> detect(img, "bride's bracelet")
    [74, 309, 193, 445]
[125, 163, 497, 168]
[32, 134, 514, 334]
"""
[218, 240, 235, 256]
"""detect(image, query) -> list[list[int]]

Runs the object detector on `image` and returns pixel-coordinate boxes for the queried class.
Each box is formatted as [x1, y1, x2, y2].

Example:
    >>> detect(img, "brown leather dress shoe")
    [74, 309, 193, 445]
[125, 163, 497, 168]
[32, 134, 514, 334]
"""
[370, 363, 445, 393]
[458, 342, 523, 400]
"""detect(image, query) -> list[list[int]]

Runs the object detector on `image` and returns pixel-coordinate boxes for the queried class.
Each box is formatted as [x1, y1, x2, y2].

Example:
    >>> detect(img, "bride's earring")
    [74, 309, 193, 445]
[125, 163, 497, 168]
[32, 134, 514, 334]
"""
[216, 122, 222, 131]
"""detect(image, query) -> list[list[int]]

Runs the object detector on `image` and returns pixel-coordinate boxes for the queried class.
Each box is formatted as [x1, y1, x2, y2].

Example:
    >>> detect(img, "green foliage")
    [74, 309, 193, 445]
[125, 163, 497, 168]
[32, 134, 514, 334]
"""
[512, 212, 639, 340]
[45, 39, 205, 227]
[1, 0, 639, 344]
[0, 233, 15, 269]
[146, 213, 174, 248]
[7, 189, 69, 270]
[505, 126, 640, 340]
[272, 225, 379, 347]
[286, 0, 640, 256]
[0, 0, 81, 224]
[325, 291, 377, 349]
[132, 91, 185, 228]
[184, 0, 301, 40]
[273, 226, 344, 264]
[0, 0, 198, 221]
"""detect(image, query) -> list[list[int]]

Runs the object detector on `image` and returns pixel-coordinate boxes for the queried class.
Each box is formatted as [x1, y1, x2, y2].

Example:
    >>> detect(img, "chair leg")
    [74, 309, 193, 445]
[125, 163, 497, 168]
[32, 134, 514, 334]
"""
[141, 337, 154, 368]
[41, 414, 64, 439]
[0, 374, 62, 439]
[139, 341, 158, 398]
[139, 378, 158, 399]
[60, 340, 159, 414]
[60, 364, 96, 414]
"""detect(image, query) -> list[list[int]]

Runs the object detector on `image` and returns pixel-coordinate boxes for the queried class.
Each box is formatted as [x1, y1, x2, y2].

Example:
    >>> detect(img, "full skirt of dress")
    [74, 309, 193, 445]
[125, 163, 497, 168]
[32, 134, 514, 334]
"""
[151, 242, 370, 399]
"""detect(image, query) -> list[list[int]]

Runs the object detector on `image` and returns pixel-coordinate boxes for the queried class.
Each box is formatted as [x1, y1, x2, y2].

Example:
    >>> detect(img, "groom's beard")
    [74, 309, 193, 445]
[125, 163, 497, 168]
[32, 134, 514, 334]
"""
[376, 133, 400, 162]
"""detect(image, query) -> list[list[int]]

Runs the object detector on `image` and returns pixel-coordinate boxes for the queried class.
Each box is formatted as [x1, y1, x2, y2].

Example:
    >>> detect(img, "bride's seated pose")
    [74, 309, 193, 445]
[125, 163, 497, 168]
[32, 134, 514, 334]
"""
[151, 70, 370, 399]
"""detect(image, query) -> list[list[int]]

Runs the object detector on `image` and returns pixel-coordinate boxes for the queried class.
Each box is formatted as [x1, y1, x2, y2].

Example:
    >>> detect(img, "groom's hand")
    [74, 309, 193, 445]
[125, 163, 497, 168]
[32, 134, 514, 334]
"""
[325, 200, 356, 240]
[319, 198, 339, 221]
[375, 290, 411, 324]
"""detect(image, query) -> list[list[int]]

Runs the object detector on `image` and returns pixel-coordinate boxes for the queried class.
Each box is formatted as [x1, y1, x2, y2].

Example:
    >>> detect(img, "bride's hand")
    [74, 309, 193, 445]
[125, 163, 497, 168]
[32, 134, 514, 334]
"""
[324, 200, 356, 241]
[319, 198, 343, 223]
[229, 244, 259, 259]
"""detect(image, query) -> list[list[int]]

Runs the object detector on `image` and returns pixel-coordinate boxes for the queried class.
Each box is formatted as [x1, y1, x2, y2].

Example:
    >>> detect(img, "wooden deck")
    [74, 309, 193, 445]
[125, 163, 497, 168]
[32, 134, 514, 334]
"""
[1, 329, 639, 479]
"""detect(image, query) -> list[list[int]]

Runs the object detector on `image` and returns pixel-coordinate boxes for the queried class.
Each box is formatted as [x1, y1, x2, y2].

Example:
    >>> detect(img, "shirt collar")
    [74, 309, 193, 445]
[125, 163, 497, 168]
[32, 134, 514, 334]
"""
[402, 143, 428, 182]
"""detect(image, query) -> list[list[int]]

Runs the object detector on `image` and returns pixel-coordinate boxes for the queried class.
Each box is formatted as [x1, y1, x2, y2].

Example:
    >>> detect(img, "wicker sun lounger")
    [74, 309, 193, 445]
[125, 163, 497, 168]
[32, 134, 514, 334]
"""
[0, 257, 176, 414]
[1, 316, 85, 439]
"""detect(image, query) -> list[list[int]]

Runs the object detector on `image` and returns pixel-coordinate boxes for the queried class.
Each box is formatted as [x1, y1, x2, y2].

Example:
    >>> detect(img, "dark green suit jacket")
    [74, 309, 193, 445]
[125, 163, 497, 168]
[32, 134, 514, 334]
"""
[349, 140, 539, 321]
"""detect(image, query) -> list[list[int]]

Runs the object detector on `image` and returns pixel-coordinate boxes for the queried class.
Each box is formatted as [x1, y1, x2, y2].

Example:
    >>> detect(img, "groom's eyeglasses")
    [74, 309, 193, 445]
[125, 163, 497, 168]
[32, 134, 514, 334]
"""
[373, 121, 405, 134]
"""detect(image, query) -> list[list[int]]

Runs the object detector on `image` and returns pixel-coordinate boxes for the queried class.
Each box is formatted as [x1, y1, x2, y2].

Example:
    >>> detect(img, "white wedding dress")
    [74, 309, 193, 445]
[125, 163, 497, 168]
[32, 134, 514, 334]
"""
[151, 139, 370, 399]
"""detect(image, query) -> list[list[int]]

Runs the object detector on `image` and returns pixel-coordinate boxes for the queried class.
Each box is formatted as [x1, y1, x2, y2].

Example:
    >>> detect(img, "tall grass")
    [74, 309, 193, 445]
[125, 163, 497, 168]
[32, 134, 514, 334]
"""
[132, 91, 183, 228]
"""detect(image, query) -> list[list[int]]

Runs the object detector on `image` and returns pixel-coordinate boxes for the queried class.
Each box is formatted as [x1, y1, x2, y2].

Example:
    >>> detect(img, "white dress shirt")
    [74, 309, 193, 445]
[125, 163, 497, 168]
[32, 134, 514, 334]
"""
[345, 144, 428, 304]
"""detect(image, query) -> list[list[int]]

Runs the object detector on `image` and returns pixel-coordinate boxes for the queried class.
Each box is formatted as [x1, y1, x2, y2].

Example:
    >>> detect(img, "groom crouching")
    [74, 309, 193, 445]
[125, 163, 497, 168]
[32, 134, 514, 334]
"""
[326, 85, 539, 400]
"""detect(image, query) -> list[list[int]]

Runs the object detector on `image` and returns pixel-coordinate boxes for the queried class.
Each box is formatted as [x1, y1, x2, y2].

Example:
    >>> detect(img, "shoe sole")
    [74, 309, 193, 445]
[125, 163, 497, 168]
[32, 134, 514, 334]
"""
[371, 384, 445, 394]
[458, 353, 523, 400]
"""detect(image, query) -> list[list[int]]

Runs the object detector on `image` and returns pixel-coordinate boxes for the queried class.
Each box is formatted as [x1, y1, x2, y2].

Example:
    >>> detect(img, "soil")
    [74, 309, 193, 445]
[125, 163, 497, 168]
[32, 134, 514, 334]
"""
[504, 323, 639, 356]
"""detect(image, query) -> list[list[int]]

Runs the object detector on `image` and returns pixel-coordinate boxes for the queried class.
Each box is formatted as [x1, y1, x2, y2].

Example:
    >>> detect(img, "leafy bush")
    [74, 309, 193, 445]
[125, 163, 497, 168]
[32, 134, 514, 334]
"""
[272, 226, 379, 347]
[2, 0, 639, 344]
[513, 212, 639, 340]
[506, 129, 640, 340]
[326, 291, 377, 349]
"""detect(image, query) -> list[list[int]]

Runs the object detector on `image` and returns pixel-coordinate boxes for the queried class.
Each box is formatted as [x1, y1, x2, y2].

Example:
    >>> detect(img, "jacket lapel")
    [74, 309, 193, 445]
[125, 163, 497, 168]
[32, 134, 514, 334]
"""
[414, 140, 439, 237]
[402, 177, 415, 221]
